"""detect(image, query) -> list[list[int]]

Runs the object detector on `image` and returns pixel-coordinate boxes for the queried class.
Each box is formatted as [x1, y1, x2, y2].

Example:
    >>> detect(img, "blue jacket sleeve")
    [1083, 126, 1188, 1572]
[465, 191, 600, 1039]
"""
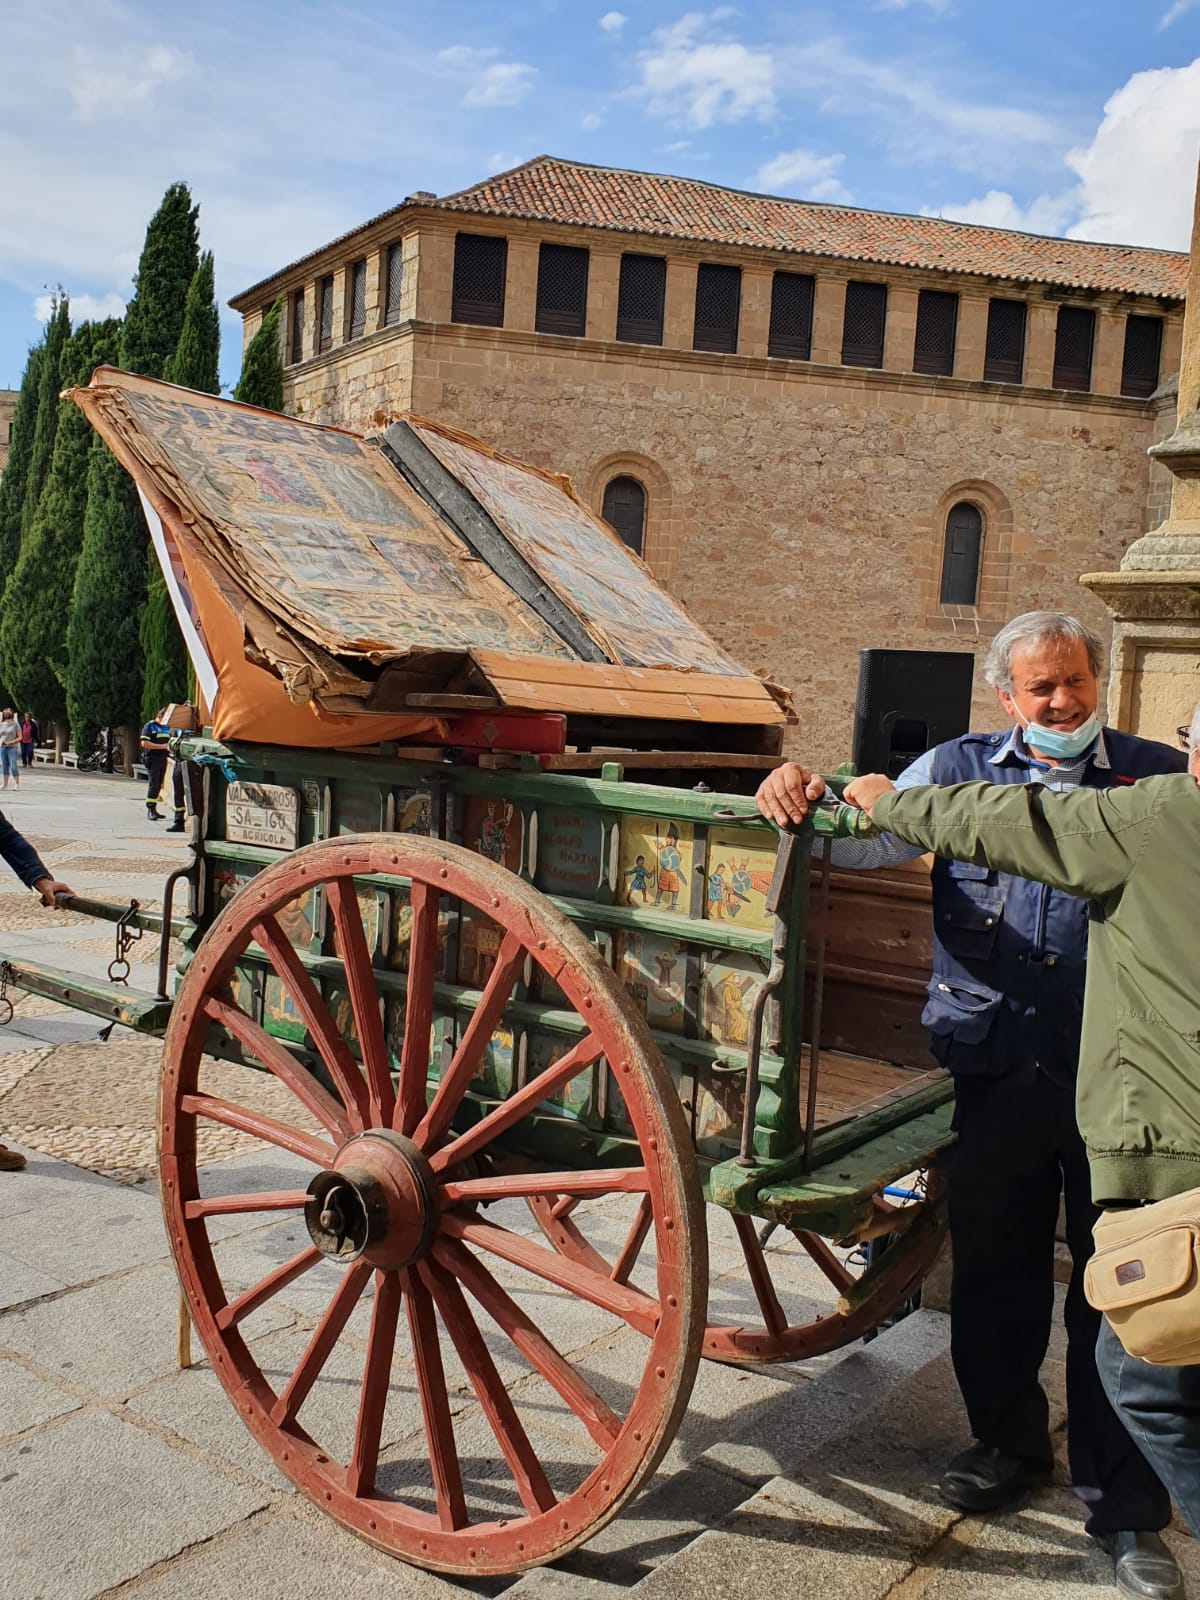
[0, 809, 49, 889]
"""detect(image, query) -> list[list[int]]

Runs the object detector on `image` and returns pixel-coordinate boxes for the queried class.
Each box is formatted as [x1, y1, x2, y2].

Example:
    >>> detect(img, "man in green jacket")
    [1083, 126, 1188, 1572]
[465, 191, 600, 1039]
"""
[838, 701, 1200, 1546]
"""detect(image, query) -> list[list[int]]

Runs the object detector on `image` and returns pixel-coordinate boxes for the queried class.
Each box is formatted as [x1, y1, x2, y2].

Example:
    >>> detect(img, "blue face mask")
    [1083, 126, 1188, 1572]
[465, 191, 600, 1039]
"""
[1023, 713, 1100, 759]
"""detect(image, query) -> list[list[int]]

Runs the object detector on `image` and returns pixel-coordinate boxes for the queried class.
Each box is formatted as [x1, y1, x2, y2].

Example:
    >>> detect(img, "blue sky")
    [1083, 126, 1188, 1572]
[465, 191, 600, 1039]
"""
[1, 0, 1198, 391]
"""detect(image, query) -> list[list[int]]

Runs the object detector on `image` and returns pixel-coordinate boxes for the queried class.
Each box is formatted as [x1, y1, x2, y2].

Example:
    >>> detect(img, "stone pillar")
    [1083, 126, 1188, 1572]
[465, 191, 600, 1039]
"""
[414, 227, 455, 324]
[955, 295, 989, 382]
[811, 276, 846, 366]
[504, 236, 539, 333]
[739, 266, 772, 358]
[1092, 307, 1125, 397]
[883, 284, 919, 374]
[1082, 158, 1200, 741]
[663, 259, 698, 351]
[586, 252, 621, 342]
[1025, 300, 1058, 389]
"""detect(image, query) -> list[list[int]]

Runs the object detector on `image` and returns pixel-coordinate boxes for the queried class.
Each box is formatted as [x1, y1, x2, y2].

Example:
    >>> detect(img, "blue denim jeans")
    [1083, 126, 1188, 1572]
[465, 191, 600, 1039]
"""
[1096, 1317, 1200, 1537]
[0, 745, 19, 780]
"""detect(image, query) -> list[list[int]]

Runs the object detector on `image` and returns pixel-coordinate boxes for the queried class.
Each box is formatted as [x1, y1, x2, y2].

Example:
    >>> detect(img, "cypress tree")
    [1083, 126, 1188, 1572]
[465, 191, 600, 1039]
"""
[121, 182, 200, 379]
[233, 298, 283, 411]
[0, 321, 108, 727]
[142, 250, 222, 716]
[18, 296, 72, 547]
[0, 344, 44, 703]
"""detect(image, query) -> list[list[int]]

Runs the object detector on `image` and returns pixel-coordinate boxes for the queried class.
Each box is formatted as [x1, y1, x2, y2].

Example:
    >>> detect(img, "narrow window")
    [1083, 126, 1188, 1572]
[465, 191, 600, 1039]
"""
[535, 242, 589, 337]
[602, 476, 646, 556]
[693, 262, 740, 354]
[452, 233, 507, 326]
[384, 242, 404, 326]
[1053, 305, 1095, 392]
[939, 502, 983, 606]
[913, 289, 958, 377]
[616, 254, 666, 345]
[768, 271, 814, 360]
[288, 289, 305, 365]
[318, 274, 334, 353]
[983, 299, 1026, 383]
[841, 281, 887, 368]
[348, 259, 367, 341]
[1120, 314, 1163, 398]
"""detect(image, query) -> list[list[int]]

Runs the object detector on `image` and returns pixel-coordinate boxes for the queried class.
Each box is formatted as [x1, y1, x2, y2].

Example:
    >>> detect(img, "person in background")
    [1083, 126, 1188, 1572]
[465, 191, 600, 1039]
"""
[140, 711, 170, 822]
[18, 713, 37, 769]
[0, 809, 74, 1172]
[840, 698, 1200, 1560]
[0, 708, 21, 791]
[756, 613, 1186, 1600]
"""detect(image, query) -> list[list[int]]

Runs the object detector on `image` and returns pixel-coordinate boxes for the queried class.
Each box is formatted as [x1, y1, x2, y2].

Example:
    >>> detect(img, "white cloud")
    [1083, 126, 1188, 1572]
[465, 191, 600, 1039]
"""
[873, 0, 952, 10]
[33, 290, 126, 324]
[69, 40, 190, 122]
[581, 111, 603, 129]
[599, 10, 627, 31]
[753, 148, 849, 201]
[633, 11, 776, 129]
[1159, 0, 1199, 28]
[436, 46, 537, 107]
[936, 59, 1200, 251]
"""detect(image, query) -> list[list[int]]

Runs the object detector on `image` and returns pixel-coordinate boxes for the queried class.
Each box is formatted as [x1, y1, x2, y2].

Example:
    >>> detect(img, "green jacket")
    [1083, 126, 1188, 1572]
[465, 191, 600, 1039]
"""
[873, 773, 1200, 1206]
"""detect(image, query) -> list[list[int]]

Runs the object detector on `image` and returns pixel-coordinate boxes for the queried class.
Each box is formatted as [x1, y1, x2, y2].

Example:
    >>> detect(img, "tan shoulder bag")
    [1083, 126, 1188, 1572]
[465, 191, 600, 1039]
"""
[1085, 1187, 1200, 1365]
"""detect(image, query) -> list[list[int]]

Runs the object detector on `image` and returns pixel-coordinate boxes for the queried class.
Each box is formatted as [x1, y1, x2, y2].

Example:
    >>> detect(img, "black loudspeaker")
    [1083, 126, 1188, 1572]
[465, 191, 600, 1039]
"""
[852, 649, 975, 778]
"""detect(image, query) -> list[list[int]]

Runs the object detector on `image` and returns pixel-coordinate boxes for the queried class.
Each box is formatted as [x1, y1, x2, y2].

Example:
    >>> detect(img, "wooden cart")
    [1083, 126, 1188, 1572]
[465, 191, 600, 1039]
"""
[0, 370, 954, 1576]
[2, 742, 951, 1575]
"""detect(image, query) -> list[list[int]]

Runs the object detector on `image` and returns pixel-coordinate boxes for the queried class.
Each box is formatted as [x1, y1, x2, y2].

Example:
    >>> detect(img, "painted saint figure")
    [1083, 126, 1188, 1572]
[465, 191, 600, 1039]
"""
[653, 823, 683, 912]
[623, 853, 653, 904]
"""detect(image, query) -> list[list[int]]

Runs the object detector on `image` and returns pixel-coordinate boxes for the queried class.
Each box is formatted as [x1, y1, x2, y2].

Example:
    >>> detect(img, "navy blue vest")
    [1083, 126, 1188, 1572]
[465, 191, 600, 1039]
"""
[922, 728, 1186, 1082]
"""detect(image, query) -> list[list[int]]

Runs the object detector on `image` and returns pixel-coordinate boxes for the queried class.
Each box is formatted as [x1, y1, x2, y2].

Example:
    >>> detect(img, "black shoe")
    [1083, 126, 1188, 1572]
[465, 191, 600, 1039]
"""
[147, 807, 162, 821]
[938, 1443, 1052, 1512]
[1094, 1531, 1185, 1600]
[166, 820, 185, 832]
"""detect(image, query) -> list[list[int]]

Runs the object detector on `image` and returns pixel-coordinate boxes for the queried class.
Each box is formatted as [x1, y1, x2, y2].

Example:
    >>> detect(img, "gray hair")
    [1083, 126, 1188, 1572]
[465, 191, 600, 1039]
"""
[983, 612, 1105, 693]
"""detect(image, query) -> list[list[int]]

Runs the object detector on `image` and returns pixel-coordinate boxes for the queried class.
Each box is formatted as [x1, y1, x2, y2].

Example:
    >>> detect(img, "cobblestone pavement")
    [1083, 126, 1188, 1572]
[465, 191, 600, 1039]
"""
[1, 768, 1197, 1599]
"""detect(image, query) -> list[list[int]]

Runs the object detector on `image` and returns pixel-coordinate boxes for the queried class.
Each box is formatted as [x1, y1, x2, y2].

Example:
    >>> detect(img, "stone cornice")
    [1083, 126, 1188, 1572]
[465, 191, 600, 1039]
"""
[1081, 569, 1200, 619]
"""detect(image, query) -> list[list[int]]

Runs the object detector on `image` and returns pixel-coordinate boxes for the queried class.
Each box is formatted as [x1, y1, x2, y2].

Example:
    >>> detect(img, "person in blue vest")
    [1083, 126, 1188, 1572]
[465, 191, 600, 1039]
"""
[756, 612, 1187, 1600]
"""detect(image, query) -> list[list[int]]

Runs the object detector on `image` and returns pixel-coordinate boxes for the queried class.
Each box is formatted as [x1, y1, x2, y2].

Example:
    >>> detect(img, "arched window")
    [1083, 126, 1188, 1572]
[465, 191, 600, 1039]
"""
[602, 476, 646, 557]
[939, 501, 983, 605]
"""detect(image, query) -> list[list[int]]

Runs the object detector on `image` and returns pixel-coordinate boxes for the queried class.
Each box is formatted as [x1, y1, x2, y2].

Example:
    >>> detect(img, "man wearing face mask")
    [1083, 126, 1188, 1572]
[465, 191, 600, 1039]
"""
[756, 612, 1187, 1600]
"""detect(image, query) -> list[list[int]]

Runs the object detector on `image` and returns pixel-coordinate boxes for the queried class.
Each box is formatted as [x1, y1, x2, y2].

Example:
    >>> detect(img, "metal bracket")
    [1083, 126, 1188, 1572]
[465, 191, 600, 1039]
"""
[0, 961, 13, 1026]
[109, 902, 143, 984]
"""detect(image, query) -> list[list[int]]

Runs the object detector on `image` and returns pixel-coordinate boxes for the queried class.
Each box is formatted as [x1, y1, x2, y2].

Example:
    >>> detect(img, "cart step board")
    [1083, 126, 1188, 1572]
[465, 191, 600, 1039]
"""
[1, 957, 172, 1035]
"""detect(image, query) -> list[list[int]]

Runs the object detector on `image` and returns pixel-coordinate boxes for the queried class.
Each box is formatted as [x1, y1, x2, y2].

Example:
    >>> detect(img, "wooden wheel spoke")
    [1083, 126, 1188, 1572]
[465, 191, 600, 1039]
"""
[185, 1189, 309, 1220]
[346, 1270, 402, 1496]
[394, 882, 440, 1136]
[216, 1243, 323, 1330]
[413, 929, 525, 1150]
[444, 1213, 659, 1336]
[418, 1258, 556, 1516]
[203, 996, 351, 1140]
[612, 1193, 655, 1286]
[442, 1168, 650, 1206]
[733, 1213, 787, 1336]
[794, 1229, 856, 1294]
[429, 1033, 603, 1175]
[326, 879, 394, 1129]
[251, 914, 369, 1128]
[180, 1092, 336, 1168]
[403, 1268, 468, 1530]
[273, 1261, 372, 1427]
[436, 1238, 622, 1450]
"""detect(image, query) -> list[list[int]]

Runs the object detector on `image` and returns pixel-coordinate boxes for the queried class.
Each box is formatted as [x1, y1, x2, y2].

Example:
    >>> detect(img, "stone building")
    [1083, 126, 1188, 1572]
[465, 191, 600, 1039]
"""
[230, 156, 1188, 762]
[0, 390, 17, 475]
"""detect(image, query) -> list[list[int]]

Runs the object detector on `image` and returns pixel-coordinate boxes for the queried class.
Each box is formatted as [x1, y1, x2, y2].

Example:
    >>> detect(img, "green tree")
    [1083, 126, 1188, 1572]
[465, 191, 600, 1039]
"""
[121, 182, 200, 379]
[233, 298, 283, 411]
[0, 344, 44, 701]
[18, 296, 72, 549]
[163, 250, 219, 392]
[0, 322, 114, 729]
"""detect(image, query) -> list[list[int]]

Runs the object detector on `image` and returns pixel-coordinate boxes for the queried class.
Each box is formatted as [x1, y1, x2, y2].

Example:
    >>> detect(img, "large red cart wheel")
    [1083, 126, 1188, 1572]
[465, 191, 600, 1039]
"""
[158, 835, 705, 1576]
[528, 1167, 946, 1366]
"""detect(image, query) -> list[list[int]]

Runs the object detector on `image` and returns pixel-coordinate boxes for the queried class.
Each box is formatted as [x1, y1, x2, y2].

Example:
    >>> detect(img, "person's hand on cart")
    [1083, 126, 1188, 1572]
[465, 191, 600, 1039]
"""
[754, 762, 828, 826]
[33, 875, 74, 908]
[842, 774, 896, 817]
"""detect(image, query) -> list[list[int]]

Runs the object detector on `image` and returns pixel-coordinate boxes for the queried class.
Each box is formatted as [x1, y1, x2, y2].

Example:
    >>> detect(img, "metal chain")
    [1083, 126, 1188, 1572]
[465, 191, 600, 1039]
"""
[0, 961, 12, 1026]
[108, 901, 142, 985]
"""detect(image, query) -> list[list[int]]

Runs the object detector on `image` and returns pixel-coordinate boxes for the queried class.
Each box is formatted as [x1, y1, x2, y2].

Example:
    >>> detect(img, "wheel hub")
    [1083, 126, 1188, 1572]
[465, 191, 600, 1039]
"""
[305, 1130, 437, 1269]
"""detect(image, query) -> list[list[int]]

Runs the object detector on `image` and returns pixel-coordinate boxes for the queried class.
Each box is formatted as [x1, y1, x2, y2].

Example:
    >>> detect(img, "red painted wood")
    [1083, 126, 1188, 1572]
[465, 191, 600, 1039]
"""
[443, 710, 566, 755]
[326, 879, 395, 1129]
[419, 1258, 556, 1516]
[732, 1214, 788, 1336]
[436, 1236, 622, 1450]
[403, 1269, 468, 1530]
[179, 1092, 335, 1168]
[611, 1195, 654, 1286]
[394, 881, 439, 1136]
[251, 913, 370, 1128]
[185, 1189, 309, 1220]
[203, 996, 351, 1140]
[215, 1243, 323, 1330]
[429, 1033, 602, 1175]
[272, 1261, 372, 1426]
[413, 928, 525, 1150]
[346, 1270, 402, 1496]
[796, 1231, 855, 1294]
[442, 1168, 649, 1206]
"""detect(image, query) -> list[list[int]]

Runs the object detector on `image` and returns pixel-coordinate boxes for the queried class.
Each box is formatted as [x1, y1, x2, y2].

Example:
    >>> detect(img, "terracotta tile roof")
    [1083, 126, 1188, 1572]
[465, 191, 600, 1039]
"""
[433, 156, 1187, 301]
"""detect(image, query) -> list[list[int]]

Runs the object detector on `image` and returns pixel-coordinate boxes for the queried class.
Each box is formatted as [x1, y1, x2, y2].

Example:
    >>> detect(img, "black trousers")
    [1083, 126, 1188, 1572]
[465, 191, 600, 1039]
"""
[948, 1065, 1170, 1535]
[144, 749, 167, 802]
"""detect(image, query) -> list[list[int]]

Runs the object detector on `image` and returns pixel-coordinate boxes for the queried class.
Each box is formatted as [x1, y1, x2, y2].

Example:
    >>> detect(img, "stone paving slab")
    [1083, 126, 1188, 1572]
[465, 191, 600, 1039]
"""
[0, 1176, 167, 1288]
[0, 1408, 268, 1600]
[0, 1354, 83, 1436]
